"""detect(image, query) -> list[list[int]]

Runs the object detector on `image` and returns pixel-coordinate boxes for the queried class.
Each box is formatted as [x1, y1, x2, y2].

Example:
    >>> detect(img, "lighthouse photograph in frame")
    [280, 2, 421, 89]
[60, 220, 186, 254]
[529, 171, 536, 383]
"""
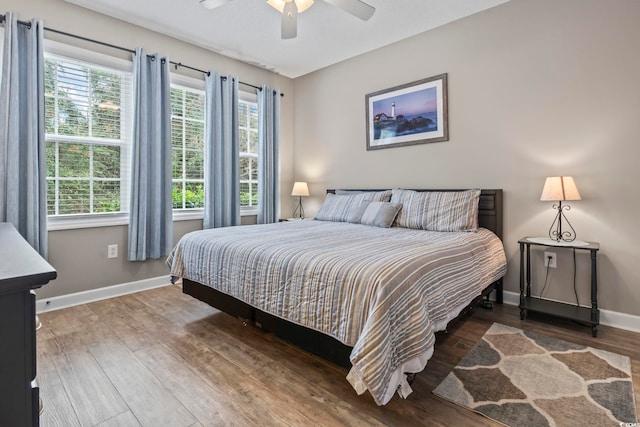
[366, 74, 448, 150]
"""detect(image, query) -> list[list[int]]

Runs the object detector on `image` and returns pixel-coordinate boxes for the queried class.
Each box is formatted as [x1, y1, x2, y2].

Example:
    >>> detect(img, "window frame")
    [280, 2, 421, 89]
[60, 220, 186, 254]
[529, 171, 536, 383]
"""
[170, 74, 206, 220]
[44, 40, 133, 231]
[169, 85, 260, 220]
[239, 91, 259, 215]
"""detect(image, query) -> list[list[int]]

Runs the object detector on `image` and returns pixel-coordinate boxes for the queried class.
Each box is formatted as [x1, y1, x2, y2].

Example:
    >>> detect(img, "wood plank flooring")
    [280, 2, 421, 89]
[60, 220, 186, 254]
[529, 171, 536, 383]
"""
[36, 284, 640, 426]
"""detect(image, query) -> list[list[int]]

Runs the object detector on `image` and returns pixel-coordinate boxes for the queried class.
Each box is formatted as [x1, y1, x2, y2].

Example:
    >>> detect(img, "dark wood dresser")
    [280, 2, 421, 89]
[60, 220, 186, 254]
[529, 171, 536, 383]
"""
[0, 223, 56, 426]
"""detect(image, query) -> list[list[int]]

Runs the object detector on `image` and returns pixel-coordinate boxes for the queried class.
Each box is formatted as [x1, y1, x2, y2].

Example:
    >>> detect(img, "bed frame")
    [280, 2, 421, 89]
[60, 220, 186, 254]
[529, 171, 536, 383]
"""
[182, 188, 503, 368]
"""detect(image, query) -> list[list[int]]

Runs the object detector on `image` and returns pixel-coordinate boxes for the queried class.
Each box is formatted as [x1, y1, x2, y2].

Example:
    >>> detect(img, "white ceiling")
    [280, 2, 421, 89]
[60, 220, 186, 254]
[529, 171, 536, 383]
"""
[64, 0, 511, 78]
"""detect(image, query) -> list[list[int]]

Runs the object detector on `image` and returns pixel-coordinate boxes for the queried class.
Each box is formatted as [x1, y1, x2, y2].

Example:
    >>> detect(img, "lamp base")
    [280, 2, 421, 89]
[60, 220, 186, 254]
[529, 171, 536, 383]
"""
[548, 201, 577, 242]
[292, 196, 305, 219]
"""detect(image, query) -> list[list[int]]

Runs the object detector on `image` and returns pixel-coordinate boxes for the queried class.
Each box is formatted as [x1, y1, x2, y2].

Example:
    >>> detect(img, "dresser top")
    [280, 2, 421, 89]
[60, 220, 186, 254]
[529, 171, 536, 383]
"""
[0, 223, 56, 294]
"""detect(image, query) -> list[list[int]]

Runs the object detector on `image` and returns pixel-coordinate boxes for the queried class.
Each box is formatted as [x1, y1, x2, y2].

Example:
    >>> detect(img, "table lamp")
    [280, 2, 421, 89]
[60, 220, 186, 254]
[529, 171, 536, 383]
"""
[291, 181, 310, 219]
[540, 176, 581, 242]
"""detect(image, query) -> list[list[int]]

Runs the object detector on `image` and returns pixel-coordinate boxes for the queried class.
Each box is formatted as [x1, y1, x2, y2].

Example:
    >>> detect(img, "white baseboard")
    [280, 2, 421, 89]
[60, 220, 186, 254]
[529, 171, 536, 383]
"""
[36, 276, 172, 314]
[502, 290, 640, 334]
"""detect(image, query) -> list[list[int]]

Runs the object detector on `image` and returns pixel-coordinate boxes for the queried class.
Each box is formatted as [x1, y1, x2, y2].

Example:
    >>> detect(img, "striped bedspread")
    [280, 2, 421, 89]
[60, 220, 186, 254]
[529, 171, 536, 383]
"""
[170, 220, 507, 405]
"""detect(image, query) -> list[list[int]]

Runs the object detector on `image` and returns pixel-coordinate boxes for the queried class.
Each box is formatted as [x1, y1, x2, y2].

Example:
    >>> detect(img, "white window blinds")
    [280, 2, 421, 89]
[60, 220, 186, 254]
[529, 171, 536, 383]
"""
[239, 99, 259, 208]
[45, 54, 132, 216]
[170, 85, 205, 210]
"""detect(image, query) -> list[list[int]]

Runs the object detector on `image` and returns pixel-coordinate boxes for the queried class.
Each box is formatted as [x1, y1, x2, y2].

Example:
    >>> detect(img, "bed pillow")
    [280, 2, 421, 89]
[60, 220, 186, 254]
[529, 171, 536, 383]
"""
[315, 193, 369, 222]
[391, 189, 481, 232]
[348, 201, 402, 228]
[334, 189, 392, 202]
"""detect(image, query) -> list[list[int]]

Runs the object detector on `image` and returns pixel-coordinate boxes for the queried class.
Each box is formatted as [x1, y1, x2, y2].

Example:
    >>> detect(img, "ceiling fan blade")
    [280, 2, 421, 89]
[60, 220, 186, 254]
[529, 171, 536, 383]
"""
[281, 1, 298, 39]
[323, 0, 375, 20]
[199, 0, 231, 10]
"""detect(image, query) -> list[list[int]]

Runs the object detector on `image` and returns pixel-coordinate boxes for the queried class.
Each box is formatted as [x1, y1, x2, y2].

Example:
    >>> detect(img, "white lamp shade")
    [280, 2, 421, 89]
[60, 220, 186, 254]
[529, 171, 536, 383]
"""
[540, 176, 581, 201]
[291, 181, 310, 197]
[267, 0, 314, 13]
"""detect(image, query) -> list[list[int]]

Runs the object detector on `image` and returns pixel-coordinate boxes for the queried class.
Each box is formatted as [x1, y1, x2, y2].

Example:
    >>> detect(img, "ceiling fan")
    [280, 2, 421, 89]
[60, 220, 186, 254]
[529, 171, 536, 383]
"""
[199, 0, 375, 39]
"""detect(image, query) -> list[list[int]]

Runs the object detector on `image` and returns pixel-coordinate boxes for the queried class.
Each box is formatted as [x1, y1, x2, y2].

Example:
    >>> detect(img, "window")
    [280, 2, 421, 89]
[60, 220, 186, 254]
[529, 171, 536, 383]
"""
[44, 41, 262, 227]
[171, 91, 259, 213]
[44, 53, 132, 217]
[239, 98, 259, 209]
[170, 85, 205, 210]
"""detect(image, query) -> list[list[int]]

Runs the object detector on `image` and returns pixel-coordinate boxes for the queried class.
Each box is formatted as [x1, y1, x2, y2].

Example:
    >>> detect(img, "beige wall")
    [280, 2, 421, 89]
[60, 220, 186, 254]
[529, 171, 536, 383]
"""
[293, 0, 640, 315]
[45, 216, 255, 299]
[5, 0, 294, 299]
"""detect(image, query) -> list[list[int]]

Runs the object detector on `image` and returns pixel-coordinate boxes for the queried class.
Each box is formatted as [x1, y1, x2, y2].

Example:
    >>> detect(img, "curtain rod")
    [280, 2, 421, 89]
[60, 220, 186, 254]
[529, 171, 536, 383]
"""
[0, 14, 282, 96]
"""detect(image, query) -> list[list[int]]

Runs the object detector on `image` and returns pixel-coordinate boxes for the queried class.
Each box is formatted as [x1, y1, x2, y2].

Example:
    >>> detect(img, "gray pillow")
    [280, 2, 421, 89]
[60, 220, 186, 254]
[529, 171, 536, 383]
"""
[391, 189, 480, 231]
[315, 193, 368, 222]
[349, 201, 403, 228]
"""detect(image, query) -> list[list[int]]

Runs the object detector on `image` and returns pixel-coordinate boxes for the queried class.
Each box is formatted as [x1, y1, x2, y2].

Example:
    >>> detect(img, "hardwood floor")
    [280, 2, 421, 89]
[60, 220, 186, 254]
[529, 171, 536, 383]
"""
[36, 284, 640, 427]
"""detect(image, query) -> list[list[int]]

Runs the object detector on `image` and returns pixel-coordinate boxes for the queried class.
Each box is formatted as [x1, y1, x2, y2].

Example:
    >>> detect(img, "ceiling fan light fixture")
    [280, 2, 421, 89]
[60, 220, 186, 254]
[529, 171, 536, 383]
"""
[267, 0, 314, 14]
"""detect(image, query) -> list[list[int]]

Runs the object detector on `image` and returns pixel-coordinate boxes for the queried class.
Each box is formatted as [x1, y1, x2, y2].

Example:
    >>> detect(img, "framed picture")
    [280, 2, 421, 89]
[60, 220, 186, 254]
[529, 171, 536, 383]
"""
[365, 74, 448, 150]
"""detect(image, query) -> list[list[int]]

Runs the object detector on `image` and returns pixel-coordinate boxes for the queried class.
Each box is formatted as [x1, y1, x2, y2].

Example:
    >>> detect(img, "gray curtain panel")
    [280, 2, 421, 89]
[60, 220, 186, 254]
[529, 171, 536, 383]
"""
[0, 13, 47, 256]
[257, 86, 281, 224]
[204, 71, 240, 229]
[128, 48, 173, 261]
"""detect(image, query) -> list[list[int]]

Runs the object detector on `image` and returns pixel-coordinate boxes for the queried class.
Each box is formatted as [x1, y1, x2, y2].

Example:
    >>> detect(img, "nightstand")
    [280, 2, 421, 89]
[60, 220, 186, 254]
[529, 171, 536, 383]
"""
[518, 237, 600, 337]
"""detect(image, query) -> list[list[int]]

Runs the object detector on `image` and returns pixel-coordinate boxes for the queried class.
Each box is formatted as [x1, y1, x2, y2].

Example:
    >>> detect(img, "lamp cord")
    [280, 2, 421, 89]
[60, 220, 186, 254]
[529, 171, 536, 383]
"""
[540, 258, 551, 298]
[539, 249, 580, 306]
[573, 248, 580, 306]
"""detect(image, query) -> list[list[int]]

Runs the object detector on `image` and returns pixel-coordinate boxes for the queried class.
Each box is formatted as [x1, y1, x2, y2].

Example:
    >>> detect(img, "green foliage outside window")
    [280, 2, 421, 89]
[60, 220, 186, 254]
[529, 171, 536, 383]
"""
[45, 58, 126, 215]
[172, 184, 204, 209]
[240, 191, 259, 207]
[45, 56, 262, 217]
[171, 87, 205, 210]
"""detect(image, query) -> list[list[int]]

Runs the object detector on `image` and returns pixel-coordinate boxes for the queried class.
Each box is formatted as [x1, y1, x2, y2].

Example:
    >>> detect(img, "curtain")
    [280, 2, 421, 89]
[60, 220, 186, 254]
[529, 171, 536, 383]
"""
[257, 86, 281, 224]
[204, 71, 240, 229]
[0, 13, 47, 256]
[128, 48, 173, 261]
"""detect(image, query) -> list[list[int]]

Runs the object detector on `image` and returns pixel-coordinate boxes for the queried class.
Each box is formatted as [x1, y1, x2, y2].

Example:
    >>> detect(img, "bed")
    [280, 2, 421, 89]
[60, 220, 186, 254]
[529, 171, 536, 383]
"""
[169, 188, 507, 405]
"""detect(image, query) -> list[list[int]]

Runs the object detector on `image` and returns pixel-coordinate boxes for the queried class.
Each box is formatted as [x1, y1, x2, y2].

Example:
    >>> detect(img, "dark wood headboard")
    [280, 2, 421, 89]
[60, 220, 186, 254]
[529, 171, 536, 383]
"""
[326, 189, 503, 240]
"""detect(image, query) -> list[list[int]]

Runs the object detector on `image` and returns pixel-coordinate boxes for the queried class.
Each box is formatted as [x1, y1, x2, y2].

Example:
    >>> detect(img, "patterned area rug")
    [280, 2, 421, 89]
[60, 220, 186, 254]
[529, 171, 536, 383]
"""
[433, 323, 638, 426]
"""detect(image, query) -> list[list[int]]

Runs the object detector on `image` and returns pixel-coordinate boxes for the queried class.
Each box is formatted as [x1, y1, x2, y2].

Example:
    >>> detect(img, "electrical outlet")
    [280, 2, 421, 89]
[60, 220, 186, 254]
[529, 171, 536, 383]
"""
[544, 251, 557, 268]
[107, 244, 118, 259]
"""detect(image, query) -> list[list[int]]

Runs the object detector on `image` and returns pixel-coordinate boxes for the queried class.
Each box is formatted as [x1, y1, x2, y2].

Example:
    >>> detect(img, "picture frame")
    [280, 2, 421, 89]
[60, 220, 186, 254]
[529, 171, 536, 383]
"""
[365, 74, 448, 150]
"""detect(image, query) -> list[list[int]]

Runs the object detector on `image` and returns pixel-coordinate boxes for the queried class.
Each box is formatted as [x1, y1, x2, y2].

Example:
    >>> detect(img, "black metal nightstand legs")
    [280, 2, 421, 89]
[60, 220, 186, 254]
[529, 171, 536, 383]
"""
[519, 242, 526, 320]
[591, 249, 599, 337]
